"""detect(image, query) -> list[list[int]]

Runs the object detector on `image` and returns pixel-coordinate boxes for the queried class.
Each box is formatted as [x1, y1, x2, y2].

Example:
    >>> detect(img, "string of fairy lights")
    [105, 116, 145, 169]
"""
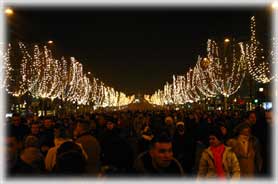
[242, 16, 274, 84]
[1, 16, 274, 108]
[2, 42, 134, 108]
[145, 16, 274, 106]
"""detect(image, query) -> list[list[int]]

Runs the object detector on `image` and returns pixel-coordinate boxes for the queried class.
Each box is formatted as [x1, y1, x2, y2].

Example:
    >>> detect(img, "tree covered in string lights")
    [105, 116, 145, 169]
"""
[2, 42, 134, 109]
[194, 56, 218, 98]
[206, 38, 246, 98]
[0, 43, 12, 91]
[242, 16, 273, 83]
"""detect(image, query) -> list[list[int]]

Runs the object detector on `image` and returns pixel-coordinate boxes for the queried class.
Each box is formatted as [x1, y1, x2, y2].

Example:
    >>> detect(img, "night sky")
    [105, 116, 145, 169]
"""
[6, 6, 270, 96]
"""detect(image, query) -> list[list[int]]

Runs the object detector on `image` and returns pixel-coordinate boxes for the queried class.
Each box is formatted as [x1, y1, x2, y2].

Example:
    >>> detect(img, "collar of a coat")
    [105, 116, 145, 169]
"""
[205, 146, 232, 171]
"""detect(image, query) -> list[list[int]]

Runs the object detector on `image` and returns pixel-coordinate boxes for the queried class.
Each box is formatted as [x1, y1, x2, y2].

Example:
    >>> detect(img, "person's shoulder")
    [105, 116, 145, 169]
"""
[136, 151, 149, 161]
[133, 151, 149, 173]
[226, 138, 237, 146]
[10, 158, 35, 175]
[224, 146, 233, 152]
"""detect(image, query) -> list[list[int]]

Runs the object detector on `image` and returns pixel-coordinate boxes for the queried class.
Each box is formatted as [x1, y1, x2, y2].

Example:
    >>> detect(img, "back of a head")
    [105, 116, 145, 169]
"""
[54, 123, 69, 139]
[55, 141, 86, 174]
[233, 122, 251, 137]
[76, 119, 91, 132]
[24, 135, 40, 148]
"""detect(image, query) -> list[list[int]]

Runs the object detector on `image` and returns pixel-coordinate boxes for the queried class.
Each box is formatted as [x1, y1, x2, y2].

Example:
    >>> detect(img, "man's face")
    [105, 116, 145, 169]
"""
[150, 142, 173, 168]
[248, 113, 257, 125]
[106, 122, 114, 130]
[31, 124, 40, 135]
[54, 128, 61, 138]
[209, 135, 222, 147]
[220, 126, 227, 136]
[177, 125, 184, 134]
[6, 137, 18, 164]
[12, 116, 21, 126]
[43, 119, 53, 129]
[265, 111, 273, 126]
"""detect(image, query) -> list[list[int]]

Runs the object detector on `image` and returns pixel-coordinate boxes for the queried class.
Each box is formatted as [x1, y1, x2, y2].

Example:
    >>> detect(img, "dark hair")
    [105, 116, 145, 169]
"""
[247, 111, 256, 118]
[55, 141, 86, 174]
[150, 132, 172, 148]
[43, 116, 53, 121]
[31, 121, 40, 126]
[54, 123, 68, 138]
[7, 124, 20, 142]
[105, 116, 117, 124]
[233, 122, 251, 136]
[12, 113, 20, 118]
[208, 126, 224, 142]
[76, 119, 91, 131]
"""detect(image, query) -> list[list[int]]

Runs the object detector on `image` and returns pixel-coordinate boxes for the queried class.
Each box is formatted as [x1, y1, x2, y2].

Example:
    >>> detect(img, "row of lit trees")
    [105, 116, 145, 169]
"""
[1, 42, 135, 109]
[145, 16, 273, 107]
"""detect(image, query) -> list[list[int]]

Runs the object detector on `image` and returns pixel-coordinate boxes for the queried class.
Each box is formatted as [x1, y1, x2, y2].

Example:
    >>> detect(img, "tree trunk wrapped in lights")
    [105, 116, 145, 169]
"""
[241, 16, 273, 83]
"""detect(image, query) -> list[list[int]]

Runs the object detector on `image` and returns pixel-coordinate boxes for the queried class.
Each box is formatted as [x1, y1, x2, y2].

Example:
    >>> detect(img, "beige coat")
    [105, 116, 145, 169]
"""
[197, 146, 240, 179]
[226, 136, 262, 177]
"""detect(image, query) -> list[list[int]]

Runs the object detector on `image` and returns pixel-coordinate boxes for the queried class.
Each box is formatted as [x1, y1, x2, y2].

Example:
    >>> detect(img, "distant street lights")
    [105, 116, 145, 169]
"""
[48, 40, 54, 44]
[224, 38, 230, 43]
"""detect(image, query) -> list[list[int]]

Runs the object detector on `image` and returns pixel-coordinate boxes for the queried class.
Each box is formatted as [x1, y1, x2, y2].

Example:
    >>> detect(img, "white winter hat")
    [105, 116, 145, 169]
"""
[176, 121, 184, 127]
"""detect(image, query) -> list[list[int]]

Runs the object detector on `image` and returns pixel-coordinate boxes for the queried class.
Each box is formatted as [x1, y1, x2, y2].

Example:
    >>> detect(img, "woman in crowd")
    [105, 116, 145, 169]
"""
[197, 127, 240, 179]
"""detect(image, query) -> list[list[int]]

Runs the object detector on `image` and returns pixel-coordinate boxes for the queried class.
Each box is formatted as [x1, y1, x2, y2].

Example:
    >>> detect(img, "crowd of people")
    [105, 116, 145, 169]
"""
[6, 106, 273, 179]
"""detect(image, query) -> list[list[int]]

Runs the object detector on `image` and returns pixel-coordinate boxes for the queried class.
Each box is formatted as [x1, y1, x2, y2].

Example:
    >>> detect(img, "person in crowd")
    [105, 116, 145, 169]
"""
[40, 117, 55, 156]
[45, 123, 87, 172]
[6, 131, 34, 176]
[94, 115, 107, 139]
[29, 121, 41, 137]
[20, 135, 45, 174]
[132, 113, 145, 138]
[226, 122, 262, 177]
[263, 109, 273, 177]
[251, 107, 270, 177]
[217, 122, 232, 145]
[25, 113, 35, 128]
[172, 121, 195, 174]
[98, 116, 134, 175]
[133, 132, 184, 176]
[244, 111, 257, 130]
[197, 127, 240, 179]
[10, 113, 29, 142]
[164, 116, 176, 138]
[74, 119, 101, 175]
[54, 141, 87, 175]
[138, 117, 154, 153]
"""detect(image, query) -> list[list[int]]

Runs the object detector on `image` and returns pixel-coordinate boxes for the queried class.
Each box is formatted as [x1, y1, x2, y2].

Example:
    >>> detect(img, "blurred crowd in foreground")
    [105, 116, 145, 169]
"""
[6, 107, 273, 179]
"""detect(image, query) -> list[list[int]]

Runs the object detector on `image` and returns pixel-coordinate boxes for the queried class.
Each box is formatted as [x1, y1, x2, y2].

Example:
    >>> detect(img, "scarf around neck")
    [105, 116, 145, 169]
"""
[210, 144, 225, 178]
